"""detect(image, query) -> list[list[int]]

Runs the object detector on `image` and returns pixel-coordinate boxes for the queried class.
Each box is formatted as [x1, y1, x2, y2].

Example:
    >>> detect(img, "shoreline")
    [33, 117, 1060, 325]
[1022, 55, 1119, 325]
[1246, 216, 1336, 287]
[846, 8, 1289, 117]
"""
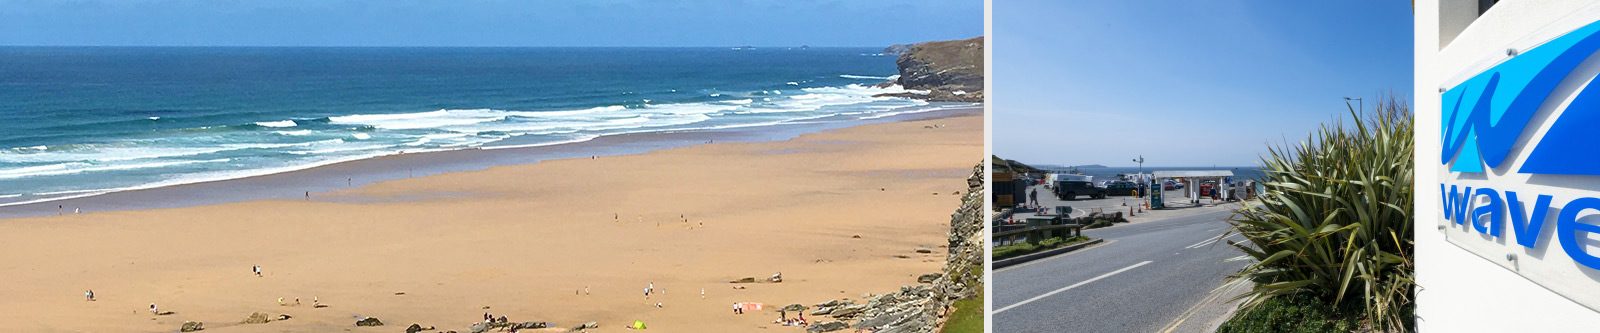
[0, 106, 978, 219]
[0, 110, 981, 332]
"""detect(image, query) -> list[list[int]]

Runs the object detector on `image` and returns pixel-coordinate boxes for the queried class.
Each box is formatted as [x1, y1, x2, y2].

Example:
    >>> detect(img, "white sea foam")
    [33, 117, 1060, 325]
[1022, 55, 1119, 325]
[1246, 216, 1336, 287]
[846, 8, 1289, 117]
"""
[838, 74, 892, 80]
[786, 82, 799, 86]
[0, 159, 231, 180]
[255, 120, 298, 128]
[0, 83, 943, 208]
[0, 193, 21, 199]
[0, 146, 241, 164]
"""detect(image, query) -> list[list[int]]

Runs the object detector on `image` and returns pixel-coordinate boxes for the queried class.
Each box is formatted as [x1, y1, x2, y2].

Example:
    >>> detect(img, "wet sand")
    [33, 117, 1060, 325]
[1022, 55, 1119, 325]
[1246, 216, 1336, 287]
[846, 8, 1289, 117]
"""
[0, 112, 981, 332]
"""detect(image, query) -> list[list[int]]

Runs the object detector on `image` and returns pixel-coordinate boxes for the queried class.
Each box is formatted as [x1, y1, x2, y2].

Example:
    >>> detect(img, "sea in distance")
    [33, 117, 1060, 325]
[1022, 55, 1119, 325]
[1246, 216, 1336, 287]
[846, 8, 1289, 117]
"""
[0, 47, 970, 206]
[1045, 166, 1267, 182]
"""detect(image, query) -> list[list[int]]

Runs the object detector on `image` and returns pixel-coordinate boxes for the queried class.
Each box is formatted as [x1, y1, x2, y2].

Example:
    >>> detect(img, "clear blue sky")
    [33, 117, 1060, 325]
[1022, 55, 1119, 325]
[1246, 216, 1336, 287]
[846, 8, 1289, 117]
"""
[0, 0, 982, 47]
[994, 1, 1413, 167]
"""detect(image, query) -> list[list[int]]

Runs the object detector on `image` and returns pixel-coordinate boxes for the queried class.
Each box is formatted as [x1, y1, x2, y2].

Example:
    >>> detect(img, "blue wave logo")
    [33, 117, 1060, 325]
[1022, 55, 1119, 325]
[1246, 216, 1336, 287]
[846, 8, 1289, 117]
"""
[1442, 21, 1600, 175]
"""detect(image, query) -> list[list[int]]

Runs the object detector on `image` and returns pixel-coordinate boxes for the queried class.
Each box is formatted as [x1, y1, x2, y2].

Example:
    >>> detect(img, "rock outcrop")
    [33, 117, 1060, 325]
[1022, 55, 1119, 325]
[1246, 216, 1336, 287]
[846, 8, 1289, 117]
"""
[805, 163, 986, 332]
[355, 317, 384, 327]
[241, 312, 271, 324]
[879, 37, 984, 103]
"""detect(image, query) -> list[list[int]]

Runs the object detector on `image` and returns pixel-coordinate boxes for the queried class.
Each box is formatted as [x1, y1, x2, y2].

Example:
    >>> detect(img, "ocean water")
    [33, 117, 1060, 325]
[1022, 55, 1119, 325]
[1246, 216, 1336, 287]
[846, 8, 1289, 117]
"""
[0, 47, 965, 206]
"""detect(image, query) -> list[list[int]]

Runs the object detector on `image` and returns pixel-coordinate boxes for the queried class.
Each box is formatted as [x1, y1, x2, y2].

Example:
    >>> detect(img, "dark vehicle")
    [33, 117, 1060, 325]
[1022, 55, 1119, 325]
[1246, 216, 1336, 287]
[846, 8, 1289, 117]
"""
[1105, 181, 1142, 196]
[1054, 180, 1106, 200]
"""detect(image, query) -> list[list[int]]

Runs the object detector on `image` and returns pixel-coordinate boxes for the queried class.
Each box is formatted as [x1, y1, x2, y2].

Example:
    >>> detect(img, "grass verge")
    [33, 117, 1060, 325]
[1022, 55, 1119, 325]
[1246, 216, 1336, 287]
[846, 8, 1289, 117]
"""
[991, 236, 1089, 261]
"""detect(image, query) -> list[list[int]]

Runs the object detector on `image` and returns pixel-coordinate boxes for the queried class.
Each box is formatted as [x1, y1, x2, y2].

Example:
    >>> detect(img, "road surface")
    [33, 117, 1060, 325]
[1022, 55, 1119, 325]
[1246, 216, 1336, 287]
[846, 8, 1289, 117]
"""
[993, 208, 1251, 332]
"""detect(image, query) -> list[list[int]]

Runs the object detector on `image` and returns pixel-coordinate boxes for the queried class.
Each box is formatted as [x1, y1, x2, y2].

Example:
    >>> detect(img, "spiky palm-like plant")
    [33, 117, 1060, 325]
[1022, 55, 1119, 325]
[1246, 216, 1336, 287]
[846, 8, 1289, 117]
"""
[1226, 96, 1414, 332]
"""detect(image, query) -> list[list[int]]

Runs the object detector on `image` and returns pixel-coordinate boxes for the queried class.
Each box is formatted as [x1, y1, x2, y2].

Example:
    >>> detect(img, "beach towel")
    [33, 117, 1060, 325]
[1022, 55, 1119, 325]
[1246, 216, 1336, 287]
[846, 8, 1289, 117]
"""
[738, 302, 764, 312]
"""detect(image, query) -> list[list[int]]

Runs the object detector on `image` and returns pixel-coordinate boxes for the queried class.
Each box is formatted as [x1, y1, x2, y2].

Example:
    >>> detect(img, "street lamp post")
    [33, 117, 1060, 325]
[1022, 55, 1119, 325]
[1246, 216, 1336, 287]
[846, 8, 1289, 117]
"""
[1132, 155, 1145, 205]
[1344, 97, 1364, 113]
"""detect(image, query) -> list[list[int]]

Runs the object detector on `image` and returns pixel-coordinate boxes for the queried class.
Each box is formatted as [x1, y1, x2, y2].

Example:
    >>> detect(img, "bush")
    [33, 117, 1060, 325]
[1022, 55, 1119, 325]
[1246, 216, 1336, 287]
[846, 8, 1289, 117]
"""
[1225, 97, 1414, 332]
[1216, 293, 1359, 333]
[992, 236, 1088, 260]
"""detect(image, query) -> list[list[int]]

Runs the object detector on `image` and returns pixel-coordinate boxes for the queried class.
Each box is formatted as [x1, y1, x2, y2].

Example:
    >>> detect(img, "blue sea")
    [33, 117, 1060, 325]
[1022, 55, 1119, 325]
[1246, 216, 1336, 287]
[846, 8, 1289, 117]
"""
[0, 47, 964, 206]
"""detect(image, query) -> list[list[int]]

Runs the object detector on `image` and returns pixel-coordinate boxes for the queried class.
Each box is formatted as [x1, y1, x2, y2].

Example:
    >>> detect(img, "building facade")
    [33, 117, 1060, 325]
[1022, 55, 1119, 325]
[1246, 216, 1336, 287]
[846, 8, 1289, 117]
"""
[1420, 0, 1600, 330]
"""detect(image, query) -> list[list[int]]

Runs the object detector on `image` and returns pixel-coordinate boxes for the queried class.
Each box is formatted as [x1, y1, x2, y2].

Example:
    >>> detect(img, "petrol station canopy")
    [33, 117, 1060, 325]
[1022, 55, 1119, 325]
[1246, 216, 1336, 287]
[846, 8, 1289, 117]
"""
[1152, 170, 1234, 178]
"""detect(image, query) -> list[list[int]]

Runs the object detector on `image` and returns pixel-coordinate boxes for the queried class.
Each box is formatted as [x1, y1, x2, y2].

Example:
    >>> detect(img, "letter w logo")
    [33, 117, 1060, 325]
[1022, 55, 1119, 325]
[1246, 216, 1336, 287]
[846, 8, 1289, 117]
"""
[1442, 21, 1600, 175]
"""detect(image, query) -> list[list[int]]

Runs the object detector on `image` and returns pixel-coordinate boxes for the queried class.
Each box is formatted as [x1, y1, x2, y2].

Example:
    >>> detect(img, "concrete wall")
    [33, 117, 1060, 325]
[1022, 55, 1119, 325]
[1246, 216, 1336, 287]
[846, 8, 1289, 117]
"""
[1417, 0, 1600, 330]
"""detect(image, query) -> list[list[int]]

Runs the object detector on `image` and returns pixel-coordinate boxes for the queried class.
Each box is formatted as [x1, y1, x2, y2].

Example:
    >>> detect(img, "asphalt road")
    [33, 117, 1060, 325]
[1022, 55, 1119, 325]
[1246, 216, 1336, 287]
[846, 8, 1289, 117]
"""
[993, 208, 1251, 333]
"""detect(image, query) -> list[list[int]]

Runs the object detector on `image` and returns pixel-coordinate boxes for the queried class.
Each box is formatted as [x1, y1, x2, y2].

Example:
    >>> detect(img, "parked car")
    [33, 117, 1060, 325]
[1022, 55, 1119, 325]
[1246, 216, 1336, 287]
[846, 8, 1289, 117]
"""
[1105, 181, 1141, 196]
[1054, 180, 1106, 200]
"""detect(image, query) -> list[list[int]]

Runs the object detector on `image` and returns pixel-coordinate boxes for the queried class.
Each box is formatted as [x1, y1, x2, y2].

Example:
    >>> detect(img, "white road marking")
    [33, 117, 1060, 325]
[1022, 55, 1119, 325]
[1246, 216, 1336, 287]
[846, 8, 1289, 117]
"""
[993, 260, 1154, 314]
[1185, 234, 1228, 249]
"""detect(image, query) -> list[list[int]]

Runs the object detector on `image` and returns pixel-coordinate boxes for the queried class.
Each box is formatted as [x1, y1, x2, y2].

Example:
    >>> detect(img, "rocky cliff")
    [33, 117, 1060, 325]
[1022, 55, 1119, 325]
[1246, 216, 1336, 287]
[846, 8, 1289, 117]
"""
[878, 37, 984, 103]
[804, 163, 985, 333]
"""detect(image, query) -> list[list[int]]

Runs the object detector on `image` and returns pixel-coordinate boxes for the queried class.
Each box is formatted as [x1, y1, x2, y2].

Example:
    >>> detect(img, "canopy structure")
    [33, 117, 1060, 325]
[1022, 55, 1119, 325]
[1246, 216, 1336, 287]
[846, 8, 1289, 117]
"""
[1152, 170, 1235, 178]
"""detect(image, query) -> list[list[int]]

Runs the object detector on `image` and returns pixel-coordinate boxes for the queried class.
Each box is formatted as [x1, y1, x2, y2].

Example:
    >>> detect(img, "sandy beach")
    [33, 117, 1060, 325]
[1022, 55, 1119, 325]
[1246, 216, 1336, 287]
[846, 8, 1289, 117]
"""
[0, 112, 980, 332]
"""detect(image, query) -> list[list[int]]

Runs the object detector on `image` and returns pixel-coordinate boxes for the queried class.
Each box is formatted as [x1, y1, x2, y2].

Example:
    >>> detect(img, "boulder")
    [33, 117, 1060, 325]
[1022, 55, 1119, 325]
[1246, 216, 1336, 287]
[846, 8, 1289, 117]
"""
[511, 321, 549, 330]
[915, 247, 933, 254]
[241, 312, 271, 324]
[355, 317, 383, 327]
[917, 273, 943, 284]
[808, 321, 849, 333]
[180, 321, 204, 332]
[573, 321, 600, 330]
[406, 323, 434, 333]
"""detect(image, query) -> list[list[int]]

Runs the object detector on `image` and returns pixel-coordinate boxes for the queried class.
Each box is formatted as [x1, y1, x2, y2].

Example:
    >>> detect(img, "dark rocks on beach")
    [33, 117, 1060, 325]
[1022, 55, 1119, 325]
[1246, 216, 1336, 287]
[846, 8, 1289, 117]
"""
[277, 314, 292, 321]
[799, 164, 988, 333]
[881, 37, 984, 103]
[915, 247, 933, 254]
[852, 235, 862, 239]
[574, 321, 600, 330]
[809, 321, 850, 333]
[355, 317, 384, 327]
[730, 277, 758, 283]
[512, 321, 551, 330]
[241, 312, 271, 324]
[406, 323, 427, 333]
[180, 321, 204, 332]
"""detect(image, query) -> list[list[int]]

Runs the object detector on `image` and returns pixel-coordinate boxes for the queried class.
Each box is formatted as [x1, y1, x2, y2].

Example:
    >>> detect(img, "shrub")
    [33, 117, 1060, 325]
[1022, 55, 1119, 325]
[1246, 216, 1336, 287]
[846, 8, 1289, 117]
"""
[1216, 293, 1359, 333]
[991, 236, 1088, 260]
[1225, 96, 1414, 332]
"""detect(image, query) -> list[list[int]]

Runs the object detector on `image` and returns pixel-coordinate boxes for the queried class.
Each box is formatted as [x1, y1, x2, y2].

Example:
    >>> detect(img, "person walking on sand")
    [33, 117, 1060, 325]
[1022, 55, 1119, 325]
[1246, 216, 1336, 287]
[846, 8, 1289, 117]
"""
[253, 265, 262, 277]
[85, 290, 94, 301]
[732, 303, 742, 314]
[150, 303, 158, 315]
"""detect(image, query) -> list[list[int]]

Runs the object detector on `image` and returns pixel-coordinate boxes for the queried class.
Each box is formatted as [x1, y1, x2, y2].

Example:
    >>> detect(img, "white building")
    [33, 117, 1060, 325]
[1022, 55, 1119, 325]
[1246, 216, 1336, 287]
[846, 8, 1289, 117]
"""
[1419, 0, 1600, 330]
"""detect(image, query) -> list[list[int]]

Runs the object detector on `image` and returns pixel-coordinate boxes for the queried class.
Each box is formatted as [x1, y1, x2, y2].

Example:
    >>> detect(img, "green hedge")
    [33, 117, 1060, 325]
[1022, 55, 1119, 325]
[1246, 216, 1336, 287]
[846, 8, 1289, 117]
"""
[992, 236, 1089, 260]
